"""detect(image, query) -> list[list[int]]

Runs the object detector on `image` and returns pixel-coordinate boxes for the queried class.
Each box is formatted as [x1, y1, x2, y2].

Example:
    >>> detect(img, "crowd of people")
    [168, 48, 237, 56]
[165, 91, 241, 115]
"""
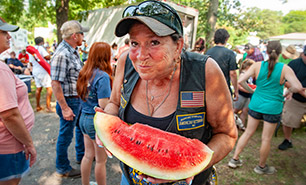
[0, 0, 306, 185]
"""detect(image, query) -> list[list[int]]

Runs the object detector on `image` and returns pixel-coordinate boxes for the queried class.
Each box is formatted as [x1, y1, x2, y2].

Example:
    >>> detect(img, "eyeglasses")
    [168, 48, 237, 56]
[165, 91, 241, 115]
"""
[76, 32, 84, 36]
[122, 1, 183, 35]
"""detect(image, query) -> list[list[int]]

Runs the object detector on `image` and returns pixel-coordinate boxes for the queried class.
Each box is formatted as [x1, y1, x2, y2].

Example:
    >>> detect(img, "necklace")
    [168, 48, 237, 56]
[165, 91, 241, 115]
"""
[146, 65, 177, 116]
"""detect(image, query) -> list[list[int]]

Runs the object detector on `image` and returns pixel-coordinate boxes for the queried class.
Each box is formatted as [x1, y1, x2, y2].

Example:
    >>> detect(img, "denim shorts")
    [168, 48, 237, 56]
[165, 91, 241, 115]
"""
[79, 112, 96, 140]
[0, 151, 30, 181]
[248, 109, 281, 123]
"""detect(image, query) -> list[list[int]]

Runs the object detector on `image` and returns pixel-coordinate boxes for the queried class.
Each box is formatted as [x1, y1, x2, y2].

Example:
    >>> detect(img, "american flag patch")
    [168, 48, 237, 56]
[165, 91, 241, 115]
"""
[181, 91, 204, 107]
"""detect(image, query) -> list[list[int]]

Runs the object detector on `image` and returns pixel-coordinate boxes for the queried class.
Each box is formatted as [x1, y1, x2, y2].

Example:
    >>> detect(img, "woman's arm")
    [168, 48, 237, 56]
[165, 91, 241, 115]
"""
[238, 63, 258, 94]
[104, 51, 128, 115]
[283, 65, 306, 97]
[0, 107, 37, 167]
[205, 58, 238, 167]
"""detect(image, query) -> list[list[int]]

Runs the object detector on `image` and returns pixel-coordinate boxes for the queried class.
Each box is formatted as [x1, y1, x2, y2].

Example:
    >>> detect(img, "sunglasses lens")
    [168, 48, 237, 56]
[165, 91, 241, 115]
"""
[121, 1, 183, 35]
[137, 2, 169, 16]
[123, 6, 137, 18]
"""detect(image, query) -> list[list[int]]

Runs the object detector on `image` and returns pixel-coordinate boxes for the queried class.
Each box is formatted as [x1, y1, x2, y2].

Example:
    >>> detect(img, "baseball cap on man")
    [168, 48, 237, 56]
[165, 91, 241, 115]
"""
[61, 20, 89, 39]
[115, 0, 183, 37]
[0, 17, 19, 32]
[282, 45, 299, 59]
[244, 43, 254, 51]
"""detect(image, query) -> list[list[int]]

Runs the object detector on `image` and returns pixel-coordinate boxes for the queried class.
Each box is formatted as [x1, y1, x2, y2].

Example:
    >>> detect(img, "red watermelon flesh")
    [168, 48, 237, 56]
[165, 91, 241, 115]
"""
[94, 112, 214, 180]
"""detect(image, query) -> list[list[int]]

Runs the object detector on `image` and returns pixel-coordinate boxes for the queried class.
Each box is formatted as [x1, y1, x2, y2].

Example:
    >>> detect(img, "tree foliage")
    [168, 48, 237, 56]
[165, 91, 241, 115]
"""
[281, 10, 306, 33]
[1, 0, 305, 47]
[0, 0, 24, 24]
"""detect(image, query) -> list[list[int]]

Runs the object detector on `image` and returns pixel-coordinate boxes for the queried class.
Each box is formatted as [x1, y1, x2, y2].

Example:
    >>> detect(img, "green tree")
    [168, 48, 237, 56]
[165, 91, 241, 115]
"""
[281, 10, 306, 33]
[0, 0, 131, 42]
[233, 7, 283, 40]
[173, 0, 241, 49]
[0, 0, 24, 24]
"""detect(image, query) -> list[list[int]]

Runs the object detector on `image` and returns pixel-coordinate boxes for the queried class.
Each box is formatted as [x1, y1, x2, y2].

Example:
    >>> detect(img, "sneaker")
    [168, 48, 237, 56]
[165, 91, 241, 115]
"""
[57, 168, 81, 178]
[278, 139, 293, 150]
[254, 165, 276, 175]
[234, 114, 246, 131]
[90, 181, 97, 185]
[228, 158, 243, 168]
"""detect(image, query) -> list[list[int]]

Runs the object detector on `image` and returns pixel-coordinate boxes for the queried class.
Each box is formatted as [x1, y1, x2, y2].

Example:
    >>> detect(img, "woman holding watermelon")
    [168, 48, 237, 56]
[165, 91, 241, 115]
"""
[99, 1, 238, 184]
[77, 42, 112, 185]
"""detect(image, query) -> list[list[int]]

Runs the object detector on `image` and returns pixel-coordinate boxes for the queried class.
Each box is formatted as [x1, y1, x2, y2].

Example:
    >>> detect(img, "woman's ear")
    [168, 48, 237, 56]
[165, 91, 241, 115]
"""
[176, 37, 184, 56]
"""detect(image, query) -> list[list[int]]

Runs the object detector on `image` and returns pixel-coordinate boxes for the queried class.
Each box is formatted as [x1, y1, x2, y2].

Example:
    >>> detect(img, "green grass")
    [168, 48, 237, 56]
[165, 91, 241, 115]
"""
[216, 123, 306, 185]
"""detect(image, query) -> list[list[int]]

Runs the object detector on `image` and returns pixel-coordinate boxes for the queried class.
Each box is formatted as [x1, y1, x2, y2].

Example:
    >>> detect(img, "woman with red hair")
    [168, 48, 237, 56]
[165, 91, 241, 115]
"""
[77, 42, 112, 185]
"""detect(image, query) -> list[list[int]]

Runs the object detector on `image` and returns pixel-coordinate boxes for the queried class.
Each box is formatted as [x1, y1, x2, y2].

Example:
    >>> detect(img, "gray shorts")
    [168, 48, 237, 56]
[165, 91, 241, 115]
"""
[233, 95, 250, 110]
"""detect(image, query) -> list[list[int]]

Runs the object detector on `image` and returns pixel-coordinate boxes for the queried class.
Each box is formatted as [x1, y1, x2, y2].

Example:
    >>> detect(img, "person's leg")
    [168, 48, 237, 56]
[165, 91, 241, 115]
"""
[75, 109, 84, 162]
[282, 125, 293, 140]
[0, 178, 21, 185]
[259, 121, 277, 167]
[35, 87, 43, 111]
[94, 140, 107, 185]
[279, 98, 305, 150]
[233, 115, 260, 160]
[81, 135, 95, 185]
[55, 98, 80, 174]
[46, 87, 53, 111]
[240, 107, 249, 126]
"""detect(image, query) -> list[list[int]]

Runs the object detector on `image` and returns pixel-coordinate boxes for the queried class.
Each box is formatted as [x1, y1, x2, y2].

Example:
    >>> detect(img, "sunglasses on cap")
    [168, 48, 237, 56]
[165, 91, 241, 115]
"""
[122, 0, 183, 36]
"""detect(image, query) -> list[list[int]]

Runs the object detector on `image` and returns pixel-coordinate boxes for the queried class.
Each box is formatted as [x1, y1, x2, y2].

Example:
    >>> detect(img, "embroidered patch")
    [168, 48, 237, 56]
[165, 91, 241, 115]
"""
[120, 95, 127, 109]
[181, 91, 204, 107]
[176, 112, 205, 131]
[128, 167, 188, 185]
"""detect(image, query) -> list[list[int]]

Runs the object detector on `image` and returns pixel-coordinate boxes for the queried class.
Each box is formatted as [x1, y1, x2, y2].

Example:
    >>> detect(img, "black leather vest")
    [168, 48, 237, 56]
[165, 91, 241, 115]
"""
[118, 51, 213, 185]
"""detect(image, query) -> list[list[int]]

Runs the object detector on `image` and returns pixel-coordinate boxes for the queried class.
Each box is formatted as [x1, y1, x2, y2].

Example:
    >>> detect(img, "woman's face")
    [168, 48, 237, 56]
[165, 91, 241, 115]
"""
[0, 30, 11, 53]
[128, 23, 182, 80]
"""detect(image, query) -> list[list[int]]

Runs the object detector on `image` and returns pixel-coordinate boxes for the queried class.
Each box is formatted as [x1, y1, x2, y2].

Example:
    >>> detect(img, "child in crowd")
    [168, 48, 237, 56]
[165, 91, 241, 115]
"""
[233, 59, 255, 131]
[77, 42, 113, 185]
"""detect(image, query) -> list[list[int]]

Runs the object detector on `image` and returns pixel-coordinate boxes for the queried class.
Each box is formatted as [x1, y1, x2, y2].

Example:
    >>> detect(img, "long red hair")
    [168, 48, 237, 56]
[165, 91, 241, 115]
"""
[77, 42, 113, 101]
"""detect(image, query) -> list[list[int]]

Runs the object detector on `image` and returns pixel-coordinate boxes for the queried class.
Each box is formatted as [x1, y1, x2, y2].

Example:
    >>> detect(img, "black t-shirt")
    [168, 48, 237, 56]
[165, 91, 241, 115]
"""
[288, 58, 306, 102]
[206, 46, 238, 94]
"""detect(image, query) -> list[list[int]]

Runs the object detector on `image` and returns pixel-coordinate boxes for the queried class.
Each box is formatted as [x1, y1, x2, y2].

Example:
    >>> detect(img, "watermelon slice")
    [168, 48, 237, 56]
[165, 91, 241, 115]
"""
[94, 112, 214, 180]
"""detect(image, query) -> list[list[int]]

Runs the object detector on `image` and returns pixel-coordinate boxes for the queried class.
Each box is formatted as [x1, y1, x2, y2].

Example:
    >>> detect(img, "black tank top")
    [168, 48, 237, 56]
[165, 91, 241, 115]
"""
[124, 103, 175, 131]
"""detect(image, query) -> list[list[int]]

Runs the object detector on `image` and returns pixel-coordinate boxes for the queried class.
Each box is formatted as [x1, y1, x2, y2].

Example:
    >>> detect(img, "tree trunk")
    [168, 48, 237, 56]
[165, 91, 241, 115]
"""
[56, 0, 69, 43]
[206, 0, 219, 49]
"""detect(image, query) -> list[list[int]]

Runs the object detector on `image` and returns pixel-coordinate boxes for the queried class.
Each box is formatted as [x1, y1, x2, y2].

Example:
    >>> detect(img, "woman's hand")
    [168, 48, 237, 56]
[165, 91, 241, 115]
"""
[24, 144, 37, 167]
[137, 174, 193, 185]
[94, 106, 113, 158]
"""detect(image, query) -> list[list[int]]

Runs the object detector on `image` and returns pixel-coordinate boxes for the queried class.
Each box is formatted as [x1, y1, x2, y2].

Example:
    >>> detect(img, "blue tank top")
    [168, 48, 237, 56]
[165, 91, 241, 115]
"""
[249, 61, 285, 114]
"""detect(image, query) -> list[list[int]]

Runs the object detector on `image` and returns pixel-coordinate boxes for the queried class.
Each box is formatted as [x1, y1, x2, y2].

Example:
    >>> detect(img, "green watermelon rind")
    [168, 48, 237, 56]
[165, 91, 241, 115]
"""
[94, 112, 214, 180]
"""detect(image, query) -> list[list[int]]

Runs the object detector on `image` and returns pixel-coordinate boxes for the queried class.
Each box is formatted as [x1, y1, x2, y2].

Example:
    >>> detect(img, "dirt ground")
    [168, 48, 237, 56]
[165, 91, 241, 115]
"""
[20, 109, 122, 185]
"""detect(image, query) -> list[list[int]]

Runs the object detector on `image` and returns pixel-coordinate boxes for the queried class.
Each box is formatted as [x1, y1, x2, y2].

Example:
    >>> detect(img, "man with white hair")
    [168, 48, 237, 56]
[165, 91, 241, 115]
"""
[51, 20, 89, 177]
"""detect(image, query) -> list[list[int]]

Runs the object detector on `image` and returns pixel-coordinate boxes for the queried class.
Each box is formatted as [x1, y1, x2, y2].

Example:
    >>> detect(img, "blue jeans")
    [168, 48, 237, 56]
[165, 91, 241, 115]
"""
[0, 151, 30, 181]
[55, 97, 84, 174]
[120, 174, 130, 185]
[79, 112, 96, 140]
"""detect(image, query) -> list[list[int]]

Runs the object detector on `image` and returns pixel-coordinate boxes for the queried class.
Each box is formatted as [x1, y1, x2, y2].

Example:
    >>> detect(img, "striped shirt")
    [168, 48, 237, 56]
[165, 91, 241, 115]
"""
[50, 40, 83, 96]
